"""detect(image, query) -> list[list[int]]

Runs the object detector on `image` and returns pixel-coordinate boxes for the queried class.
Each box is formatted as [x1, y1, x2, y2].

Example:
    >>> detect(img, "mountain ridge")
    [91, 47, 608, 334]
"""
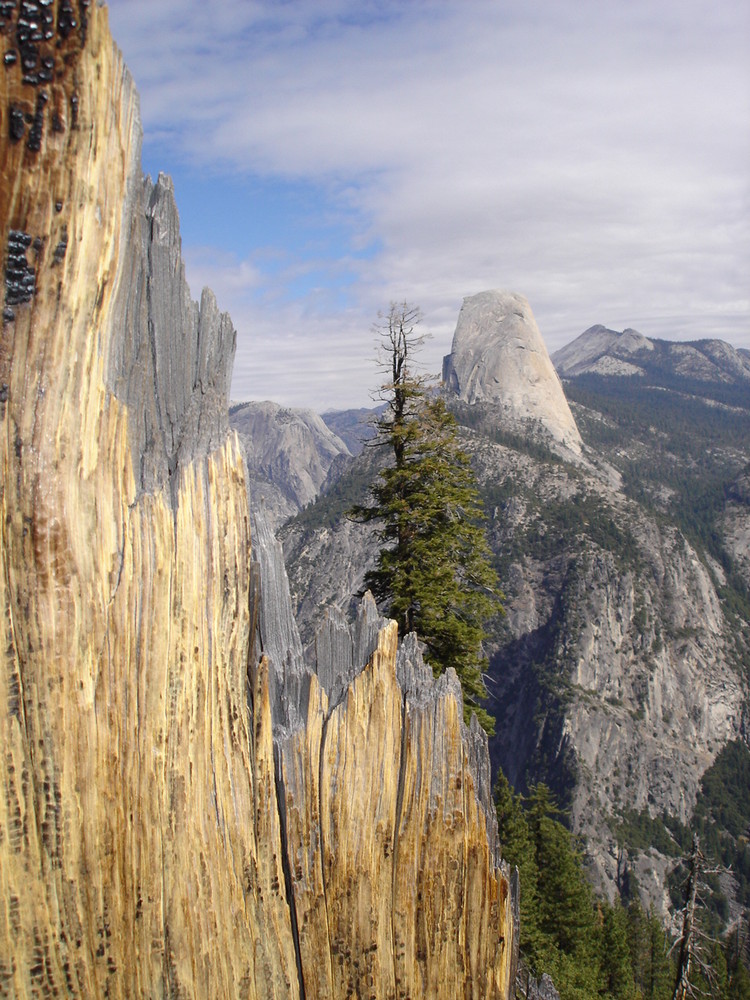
[553, 324, 750, 386]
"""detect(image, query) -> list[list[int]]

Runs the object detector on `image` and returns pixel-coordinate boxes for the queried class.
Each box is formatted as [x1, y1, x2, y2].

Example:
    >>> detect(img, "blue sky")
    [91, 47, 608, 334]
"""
[107, 0, 750, 411]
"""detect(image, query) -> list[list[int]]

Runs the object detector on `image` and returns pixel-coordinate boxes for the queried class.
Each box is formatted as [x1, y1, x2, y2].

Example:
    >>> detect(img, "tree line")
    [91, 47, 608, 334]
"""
[496, 772, 750, 1000]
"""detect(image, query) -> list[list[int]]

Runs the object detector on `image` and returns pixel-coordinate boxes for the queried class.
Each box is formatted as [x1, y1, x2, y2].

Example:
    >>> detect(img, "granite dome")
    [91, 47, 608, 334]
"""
[443, 290, 582, 454]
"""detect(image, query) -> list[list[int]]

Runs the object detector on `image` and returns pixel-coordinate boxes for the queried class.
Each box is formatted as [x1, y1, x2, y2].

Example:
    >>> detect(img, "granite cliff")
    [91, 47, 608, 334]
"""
[230, 400, 351, 530]
[0, 5, 516, 997]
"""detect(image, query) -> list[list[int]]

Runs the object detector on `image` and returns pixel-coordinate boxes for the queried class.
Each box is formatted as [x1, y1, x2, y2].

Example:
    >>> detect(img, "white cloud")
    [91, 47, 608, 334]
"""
[107, 0, 750, 407]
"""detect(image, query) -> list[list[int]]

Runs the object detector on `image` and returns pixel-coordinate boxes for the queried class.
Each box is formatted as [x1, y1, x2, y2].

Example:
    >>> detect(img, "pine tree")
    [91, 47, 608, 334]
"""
[726, 919, 750, 1000]
[626, 901, 674, 1000]
[351, 303, 501, 733]
[646, 909, 677, 1000]
[495, 778, 608, 999]
[729, 958, 750, 1000]
[522, 783, 604, 999]
[525, 784, 598, 957]
[601, 901, 636, 1000]
[494, 770, 545, 966]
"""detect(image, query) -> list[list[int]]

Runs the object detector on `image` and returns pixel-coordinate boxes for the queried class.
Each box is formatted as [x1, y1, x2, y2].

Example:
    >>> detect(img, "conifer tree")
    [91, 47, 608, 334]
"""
[494, 775, 750, 1000]
[494, 770, 545, 968]
[726, 919, 750, 1000]
[351, 302, 501, 733]
[525, 782, 601, 989]
[601, 901, 637, 1000]
[648, 910, 677, 1000]
[729, 955, 750, 1000]
[626, 901, 674, 1000]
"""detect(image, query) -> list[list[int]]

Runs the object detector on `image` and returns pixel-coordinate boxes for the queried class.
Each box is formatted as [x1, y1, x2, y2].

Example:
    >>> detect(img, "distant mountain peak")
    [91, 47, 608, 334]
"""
[553, 325, 750, 384]
[552, 325, 654, 377]
[229, 399, 351, 528]
[442, 290, 583, 454]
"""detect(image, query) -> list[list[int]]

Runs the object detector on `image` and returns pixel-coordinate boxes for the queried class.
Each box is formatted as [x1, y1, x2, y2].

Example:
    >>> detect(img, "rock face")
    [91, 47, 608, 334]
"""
[230, 400, 351, 529]
[722, 472, 750, 590]
[478, 450, 745, 906]
[442, 291, 583, 454]
[0, 6, 515, 998]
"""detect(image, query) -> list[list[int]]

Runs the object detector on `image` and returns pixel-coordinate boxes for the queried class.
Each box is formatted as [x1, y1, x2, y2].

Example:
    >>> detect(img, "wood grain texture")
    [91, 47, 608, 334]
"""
[0, 5, 515, 997]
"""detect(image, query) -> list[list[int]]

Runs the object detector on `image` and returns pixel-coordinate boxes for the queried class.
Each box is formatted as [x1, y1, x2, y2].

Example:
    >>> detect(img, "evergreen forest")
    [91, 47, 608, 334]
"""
[496, 771, 750, 1000]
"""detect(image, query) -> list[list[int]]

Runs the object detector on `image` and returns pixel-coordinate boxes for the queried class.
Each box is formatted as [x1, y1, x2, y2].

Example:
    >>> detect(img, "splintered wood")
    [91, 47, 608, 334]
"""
[0, 4, 515, 997]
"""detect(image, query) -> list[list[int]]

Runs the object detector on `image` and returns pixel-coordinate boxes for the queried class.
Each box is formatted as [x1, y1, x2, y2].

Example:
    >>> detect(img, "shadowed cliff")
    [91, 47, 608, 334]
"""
[0, 4, 516, 997]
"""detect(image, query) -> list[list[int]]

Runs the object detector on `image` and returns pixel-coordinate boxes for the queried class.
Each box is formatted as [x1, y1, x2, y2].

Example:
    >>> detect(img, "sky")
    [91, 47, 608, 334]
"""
[107, 0, 750, 412]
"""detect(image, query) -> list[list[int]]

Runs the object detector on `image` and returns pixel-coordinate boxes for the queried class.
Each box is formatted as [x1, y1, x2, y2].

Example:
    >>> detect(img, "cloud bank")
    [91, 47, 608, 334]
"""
[108, 0, 750, 410]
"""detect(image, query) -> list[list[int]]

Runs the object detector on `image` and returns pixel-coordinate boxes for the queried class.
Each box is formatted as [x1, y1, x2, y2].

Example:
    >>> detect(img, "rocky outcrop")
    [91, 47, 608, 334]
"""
[524, 972, 561, 1000]
[442, 291, 583, 455]
[464, 428, 745, 904]
[0, 5, 515, 997]
[231, 400, 351, 530]
[109, 172, 236, 498]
